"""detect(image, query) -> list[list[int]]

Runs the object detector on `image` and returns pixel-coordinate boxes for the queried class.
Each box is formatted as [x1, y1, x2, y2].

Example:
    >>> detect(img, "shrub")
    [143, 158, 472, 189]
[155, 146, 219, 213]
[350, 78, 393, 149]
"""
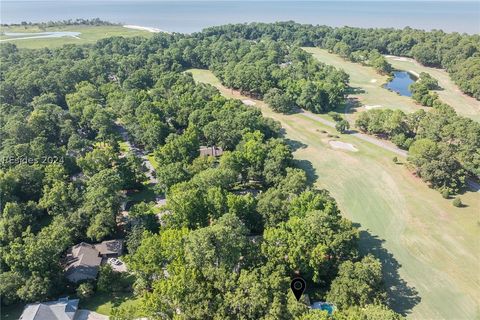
[452, 197, 462, 207]
[441, 188, 450, 199]
[328, 111, 342, 122]
[76, 282, 94, 299]
[335, 120, 350, 134]
[392, 156, 398, 164]
[264, 88, 296, 114]
[97, 264, 122, 293]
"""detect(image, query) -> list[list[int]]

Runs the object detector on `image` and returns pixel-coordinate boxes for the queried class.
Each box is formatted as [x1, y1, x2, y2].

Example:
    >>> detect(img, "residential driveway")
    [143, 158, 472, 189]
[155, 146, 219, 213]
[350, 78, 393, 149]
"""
[75, 310, 109, 320]
[111, 260, 128, 272]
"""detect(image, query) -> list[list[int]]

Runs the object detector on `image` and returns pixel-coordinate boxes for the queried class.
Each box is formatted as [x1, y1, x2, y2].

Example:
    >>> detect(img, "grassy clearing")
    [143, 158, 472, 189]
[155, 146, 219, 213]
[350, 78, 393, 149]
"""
[0, 25, 152, 49]
[79, 274, 141, 316]
[79, 291, 141, 316]
[188, 68, 480, 320]
[128, 184, 157, 203]
[386, 56, 480, 122]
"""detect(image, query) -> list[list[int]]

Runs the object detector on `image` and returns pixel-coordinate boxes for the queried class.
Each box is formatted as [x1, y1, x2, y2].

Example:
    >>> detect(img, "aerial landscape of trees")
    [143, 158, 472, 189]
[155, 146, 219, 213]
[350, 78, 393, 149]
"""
[355, 105, 479, 194]
[1, 20, 478, 319]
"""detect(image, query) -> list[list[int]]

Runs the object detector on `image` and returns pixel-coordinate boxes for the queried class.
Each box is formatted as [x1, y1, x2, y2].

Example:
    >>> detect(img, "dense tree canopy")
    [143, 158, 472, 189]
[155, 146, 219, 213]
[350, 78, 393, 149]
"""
[355, 105, 479, 193]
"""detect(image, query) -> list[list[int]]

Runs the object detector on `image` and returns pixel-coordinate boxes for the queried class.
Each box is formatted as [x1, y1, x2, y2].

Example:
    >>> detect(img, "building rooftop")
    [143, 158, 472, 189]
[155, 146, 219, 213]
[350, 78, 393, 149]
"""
[19, 298, 79, 320]
[64, 240, 123, 283]
[199, 146, 224, 157]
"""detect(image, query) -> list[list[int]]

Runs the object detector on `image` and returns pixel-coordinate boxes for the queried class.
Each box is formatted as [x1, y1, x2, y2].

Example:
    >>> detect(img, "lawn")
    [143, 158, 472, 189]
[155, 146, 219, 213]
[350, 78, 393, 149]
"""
[128, 184, 157, 203]
[79, 291, 141, 316]
[79, 273, 142, 316]
[385, 55, 480, 122]
[0, 25, 152, 49]
[188, 68, 480, 320]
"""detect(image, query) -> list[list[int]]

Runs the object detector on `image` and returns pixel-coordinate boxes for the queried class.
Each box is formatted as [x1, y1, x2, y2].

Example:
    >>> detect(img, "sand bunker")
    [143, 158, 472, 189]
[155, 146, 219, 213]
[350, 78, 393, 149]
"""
[409, 70, 420, 78]
[364, 105, 383, 110]
[370, 79, 378, 83]
[242, 99, 256, 106]
[329, 140, 358, 152]
[123, 25, 169, 33]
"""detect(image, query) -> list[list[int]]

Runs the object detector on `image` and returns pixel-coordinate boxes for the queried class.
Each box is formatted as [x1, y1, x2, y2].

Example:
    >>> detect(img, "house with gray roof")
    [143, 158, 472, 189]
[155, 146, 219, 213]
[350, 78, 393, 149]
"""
[19, 297, 79, 320]
[199, 146, 223, 157]
[64, 240, 123, 283]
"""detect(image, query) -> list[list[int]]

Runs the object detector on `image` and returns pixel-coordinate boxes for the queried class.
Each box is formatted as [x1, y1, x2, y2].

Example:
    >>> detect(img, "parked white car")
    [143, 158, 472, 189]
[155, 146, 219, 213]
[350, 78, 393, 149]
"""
[108, 258, 122, 266]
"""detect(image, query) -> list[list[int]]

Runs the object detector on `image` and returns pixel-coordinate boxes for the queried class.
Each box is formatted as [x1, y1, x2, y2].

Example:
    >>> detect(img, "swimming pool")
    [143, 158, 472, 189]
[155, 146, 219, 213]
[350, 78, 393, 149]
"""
[311, 301, 335, 315]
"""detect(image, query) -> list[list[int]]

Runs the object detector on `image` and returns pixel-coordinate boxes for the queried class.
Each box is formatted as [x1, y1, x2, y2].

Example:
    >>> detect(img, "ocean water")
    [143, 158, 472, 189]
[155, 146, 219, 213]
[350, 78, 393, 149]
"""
[1, 1, 479, 34]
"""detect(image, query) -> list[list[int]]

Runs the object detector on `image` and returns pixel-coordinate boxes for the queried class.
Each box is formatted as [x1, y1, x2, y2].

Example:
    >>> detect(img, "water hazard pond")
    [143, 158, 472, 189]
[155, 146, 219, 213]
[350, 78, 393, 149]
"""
[384, 71, 416, 97]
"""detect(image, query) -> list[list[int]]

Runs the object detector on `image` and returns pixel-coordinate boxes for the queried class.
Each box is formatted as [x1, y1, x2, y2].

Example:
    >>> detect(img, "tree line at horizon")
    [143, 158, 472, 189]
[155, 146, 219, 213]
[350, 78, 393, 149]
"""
[1, 18, 117, 28]
[0, 30, 409, 319]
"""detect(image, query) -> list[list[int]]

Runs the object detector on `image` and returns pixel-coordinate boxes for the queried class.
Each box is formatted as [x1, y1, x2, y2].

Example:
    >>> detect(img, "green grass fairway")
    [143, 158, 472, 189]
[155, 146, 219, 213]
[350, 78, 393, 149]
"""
[0, 25, 152, 49]
[302, 47, 423, 119]
[188, 68, 480, 320]
[386, 55, 480, 122]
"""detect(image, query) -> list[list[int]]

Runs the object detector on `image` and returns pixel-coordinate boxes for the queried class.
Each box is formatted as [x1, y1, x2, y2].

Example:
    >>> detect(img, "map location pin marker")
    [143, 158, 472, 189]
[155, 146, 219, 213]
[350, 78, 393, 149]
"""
[290, 277, 306, 301]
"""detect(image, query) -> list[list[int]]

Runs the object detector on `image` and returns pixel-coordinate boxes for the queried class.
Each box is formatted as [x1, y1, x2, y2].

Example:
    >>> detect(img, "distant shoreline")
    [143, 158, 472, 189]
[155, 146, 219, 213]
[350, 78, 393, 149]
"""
[2, 1, 478, 34]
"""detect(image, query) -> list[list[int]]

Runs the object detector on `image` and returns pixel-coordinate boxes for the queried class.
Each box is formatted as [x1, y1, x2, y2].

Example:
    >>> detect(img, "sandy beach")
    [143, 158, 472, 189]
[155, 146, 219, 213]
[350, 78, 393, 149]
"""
[123, 25, 170, 34]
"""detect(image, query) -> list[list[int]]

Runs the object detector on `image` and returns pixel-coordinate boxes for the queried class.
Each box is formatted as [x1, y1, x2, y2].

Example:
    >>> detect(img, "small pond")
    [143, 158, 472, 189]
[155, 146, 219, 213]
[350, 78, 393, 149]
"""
[384, 71, 416, 97]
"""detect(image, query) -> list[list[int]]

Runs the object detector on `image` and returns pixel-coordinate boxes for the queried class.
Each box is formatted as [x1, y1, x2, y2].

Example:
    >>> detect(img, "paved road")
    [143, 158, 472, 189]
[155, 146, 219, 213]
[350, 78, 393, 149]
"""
[297, 109, 408, 157]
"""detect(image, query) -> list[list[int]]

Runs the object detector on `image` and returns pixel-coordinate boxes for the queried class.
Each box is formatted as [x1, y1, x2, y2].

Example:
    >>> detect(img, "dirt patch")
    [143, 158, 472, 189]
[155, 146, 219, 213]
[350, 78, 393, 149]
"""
[329, 140, 358, 152]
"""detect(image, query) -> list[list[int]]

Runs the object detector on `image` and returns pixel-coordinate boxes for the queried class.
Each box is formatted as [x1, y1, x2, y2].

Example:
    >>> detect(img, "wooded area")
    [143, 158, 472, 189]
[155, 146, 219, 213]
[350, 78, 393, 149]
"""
[1, 21, 478, 319]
